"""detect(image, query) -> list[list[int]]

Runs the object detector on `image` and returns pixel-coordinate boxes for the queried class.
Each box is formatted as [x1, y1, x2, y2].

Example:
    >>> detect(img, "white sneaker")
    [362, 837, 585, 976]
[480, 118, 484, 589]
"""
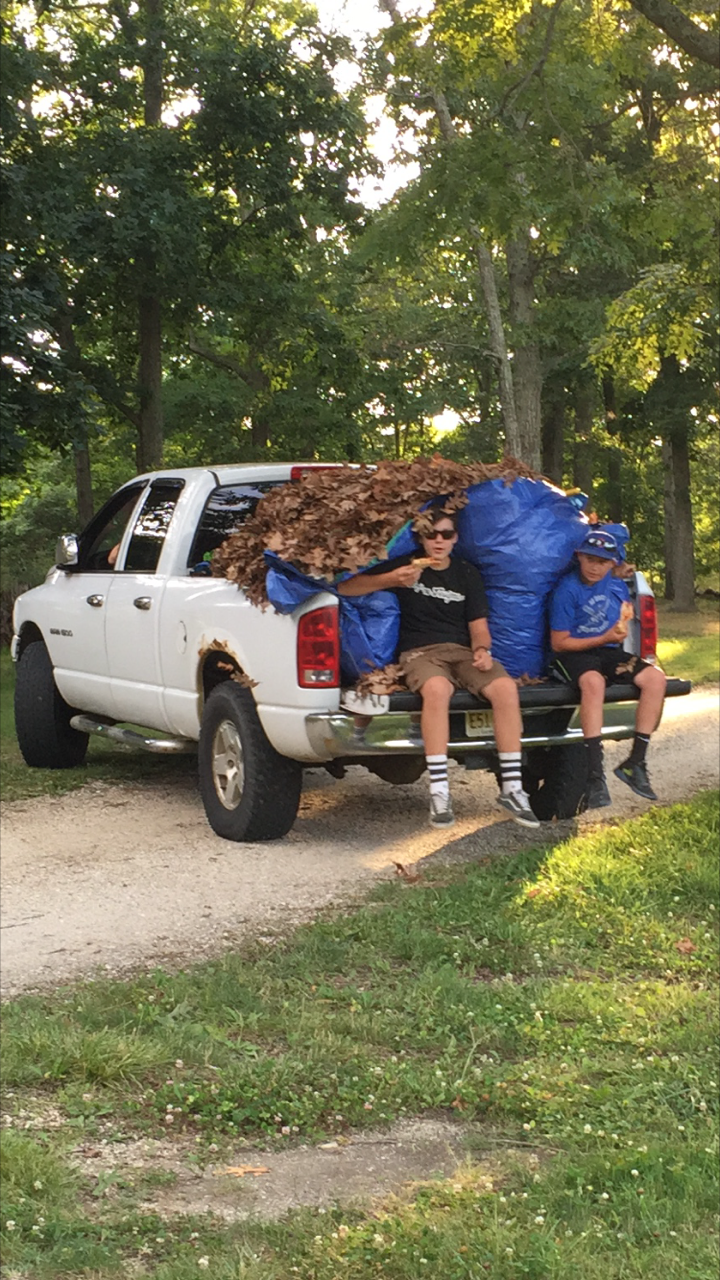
[429, 794, 455, 828]
[497, 790, 540, 828]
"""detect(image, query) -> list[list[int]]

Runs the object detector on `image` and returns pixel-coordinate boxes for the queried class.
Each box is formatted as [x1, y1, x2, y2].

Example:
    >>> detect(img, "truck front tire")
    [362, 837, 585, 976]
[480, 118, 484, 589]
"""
[14, 639, 89, 769]
[198, 681, 302, 841]
[524, 744, 588, 821]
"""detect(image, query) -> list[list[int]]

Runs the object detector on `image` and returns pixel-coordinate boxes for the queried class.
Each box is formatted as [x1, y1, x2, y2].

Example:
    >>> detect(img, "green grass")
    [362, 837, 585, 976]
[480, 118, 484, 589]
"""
[2, 792, 718, 1278]
[656, 600, 719, 685]
[2, 598, 716, 802]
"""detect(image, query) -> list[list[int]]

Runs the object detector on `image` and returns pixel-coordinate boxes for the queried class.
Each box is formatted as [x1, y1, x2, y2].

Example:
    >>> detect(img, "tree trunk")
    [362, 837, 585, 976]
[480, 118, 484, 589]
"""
[661, 437, 675, 600]
[572, 378, 595, 511]
[541, 379, 565, 484]
[506, 236, 542, 470]
[73, 439, 94, 528]
[606, 448, 623, 524]
[378, 0, 521, 459]
[665, 429, 696, 612]
[136, 0, 164, 474]
[137, 286, 163, 472]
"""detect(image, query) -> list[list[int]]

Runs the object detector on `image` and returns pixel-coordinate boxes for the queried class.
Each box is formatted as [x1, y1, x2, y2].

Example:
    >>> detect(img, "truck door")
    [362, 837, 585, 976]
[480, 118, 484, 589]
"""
[50, 483, 147, 716]
[104, 479, 185, 729]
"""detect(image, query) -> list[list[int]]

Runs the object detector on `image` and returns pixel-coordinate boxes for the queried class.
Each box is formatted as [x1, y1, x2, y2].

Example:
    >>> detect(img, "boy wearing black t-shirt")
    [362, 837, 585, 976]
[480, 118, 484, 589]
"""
[338, 511, 539, 830]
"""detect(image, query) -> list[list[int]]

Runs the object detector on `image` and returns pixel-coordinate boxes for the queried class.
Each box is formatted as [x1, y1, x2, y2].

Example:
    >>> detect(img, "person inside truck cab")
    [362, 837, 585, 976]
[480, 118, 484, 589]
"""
[337, 508, 540, 831]
[549, 530, 667, 809]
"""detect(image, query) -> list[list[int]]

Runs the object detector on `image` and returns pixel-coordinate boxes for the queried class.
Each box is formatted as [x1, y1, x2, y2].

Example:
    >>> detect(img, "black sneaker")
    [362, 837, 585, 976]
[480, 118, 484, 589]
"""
[614, 760, 657, 801]
[429, 794, 455, 828]
[585, 774, 612, 809]
[497, 790, 541, 828]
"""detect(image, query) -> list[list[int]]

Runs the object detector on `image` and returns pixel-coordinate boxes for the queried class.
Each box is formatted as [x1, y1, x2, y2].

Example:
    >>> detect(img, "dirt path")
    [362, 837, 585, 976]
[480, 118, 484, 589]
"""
[2, 689, 718, 997]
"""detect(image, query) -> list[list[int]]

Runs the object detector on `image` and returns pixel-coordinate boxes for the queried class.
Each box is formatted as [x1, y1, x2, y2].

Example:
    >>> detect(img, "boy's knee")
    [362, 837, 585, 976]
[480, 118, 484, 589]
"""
[579, 671, 605, 699]
[420, 676, 453, 703]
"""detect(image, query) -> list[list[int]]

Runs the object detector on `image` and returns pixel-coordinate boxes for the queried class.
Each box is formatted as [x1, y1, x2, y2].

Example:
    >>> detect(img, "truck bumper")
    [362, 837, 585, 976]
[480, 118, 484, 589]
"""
[304, 678, 692, 762]
[305, 705, 639, 760]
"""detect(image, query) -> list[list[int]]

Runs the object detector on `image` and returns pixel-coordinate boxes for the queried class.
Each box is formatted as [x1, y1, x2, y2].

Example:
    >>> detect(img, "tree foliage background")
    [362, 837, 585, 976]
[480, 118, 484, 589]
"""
[1, 0, 717, 604]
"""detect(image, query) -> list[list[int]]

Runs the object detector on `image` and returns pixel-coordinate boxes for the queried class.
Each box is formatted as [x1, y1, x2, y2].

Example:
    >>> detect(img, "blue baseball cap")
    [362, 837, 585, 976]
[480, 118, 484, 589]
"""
[577, 530, 620, 561]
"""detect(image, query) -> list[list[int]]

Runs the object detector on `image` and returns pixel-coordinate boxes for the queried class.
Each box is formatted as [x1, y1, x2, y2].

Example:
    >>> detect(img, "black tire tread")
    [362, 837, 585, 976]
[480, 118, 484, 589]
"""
[198, 682, 301, 841]
[14, 640, 89, 769]
[526, 743, 588, 821]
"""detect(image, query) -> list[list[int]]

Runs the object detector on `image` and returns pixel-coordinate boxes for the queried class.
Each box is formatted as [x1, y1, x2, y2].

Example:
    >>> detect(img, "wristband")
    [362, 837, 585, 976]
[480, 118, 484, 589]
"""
[474, 646, 491, 657]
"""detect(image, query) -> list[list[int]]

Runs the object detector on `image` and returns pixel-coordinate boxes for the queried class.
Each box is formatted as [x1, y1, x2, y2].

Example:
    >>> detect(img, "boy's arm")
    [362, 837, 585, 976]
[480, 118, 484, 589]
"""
[468, 617, 493, 670]
[337, 561, 423, 597]
[551, 622, 627, 652]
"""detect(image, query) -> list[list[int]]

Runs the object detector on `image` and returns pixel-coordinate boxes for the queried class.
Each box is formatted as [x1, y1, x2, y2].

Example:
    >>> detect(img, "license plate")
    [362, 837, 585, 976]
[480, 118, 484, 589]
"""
[465, 710, 494, 736]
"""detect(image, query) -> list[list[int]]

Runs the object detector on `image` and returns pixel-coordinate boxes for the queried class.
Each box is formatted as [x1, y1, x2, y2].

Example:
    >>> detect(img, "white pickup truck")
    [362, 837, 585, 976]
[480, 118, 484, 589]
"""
[12, 462, 691, 841]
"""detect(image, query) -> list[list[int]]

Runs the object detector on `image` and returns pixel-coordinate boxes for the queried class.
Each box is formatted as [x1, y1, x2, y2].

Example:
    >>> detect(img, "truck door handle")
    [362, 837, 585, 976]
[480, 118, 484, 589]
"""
[134, 596, 152, 610]
[86, 594, 104, 607]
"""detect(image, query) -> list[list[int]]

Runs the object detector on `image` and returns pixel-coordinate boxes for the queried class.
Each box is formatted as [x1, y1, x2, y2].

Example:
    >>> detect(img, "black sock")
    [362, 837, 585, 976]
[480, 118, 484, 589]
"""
[585, 736, 603, 778]
[628, 733, 650, 766]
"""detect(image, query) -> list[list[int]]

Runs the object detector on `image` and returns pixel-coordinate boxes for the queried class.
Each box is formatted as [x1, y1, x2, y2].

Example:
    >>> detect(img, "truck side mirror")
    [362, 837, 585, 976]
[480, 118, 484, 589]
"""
[55, 534, 79, 568]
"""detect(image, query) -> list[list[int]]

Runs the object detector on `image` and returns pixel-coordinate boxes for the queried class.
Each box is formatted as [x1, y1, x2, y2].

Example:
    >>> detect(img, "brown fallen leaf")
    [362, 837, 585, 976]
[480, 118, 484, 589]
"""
[230, 671, 259, 689]
[526, 887, 542, 899]
[676, 937, 696, 954]
[218, 1165, 270, 1178]
[392, 860, 421, 884]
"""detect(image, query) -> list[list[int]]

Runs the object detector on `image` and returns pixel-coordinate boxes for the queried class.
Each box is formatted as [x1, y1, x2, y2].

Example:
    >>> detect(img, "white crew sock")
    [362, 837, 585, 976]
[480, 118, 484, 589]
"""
[426, 754, 449, 800]
[499, 750, 523, 795]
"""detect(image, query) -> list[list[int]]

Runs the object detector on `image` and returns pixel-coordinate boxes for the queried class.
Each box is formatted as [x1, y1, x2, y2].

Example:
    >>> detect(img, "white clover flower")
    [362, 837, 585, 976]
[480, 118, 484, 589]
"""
[584, 1124, 592, 1133]
[631, 1169, 639, 1177]
[534, 1215, 545, 1224]
[600, 1192, 610, 1200]
[198, 1257, 210, 1269]
[175, 1059, 184, 1069]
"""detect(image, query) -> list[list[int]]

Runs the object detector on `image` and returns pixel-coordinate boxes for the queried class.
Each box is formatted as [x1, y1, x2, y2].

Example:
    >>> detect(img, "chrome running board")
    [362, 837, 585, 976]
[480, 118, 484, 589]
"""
[69, 715, 196, 754]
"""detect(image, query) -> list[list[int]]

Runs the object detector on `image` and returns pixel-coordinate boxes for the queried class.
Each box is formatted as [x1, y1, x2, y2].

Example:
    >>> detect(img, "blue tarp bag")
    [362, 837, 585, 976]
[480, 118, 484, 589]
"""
[264, 551, 399, 680]
[455, 478, 593, 677]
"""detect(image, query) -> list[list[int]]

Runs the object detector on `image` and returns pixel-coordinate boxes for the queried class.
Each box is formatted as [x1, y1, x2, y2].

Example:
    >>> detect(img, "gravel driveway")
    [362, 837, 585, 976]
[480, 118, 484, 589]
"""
[2, 688, 717, 997]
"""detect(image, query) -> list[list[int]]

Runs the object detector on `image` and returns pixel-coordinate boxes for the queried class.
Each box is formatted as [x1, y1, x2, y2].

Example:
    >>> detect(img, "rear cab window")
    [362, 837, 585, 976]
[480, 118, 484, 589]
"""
[187, 481, 283, 574]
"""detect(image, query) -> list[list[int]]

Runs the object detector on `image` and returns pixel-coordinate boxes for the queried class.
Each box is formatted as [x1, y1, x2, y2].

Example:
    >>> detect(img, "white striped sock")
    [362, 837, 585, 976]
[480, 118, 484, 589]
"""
[499, 750, 523, 795]
[426, 753, 449, 800]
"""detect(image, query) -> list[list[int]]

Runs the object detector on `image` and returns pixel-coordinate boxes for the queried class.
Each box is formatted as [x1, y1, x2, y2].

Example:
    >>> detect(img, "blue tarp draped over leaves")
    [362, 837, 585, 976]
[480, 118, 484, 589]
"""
[265, 481, 630, 681]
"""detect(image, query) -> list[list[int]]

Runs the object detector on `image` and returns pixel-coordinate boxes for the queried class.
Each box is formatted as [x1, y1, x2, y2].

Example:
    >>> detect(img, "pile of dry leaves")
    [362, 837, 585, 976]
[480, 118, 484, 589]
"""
[213, 454, 542, 606]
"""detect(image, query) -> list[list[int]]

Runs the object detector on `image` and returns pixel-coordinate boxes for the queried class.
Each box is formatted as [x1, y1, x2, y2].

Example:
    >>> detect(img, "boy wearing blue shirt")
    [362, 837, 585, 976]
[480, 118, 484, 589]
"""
[550, 530, 667, 809]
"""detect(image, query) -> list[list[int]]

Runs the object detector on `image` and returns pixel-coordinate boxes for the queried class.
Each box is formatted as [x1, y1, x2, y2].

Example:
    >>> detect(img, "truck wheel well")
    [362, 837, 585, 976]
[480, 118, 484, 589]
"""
[201, 651, 245, 704]
[17, 622, 43, 657]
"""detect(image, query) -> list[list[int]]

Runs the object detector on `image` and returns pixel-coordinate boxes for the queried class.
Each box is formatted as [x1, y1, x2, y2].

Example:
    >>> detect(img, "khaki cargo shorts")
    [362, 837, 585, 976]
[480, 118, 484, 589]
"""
[399, 642, 508, 698]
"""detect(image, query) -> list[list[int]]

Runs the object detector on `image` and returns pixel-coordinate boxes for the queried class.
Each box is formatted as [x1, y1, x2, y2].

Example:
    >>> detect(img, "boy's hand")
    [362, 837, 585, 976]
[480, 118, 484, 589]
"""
[391, 563, 424, 588]
[603, 620, 627, 644]
[472, 647, 493, 671]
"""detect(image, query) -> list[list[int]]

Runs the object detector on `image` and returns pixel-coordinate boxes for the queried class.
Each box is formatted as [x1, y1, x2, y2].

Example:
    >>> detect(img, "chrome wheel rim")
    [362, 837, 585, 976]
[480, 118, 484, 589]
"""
[211, 719, 244, 810]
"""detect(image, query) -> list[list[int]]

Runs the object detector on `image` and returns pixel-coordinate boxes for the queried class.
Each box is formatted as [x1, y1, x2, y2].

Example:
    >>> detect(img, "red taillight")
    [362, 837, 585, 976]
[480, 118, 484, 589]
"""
[638, 595, 657, 660]
[297, 606, 339, 687]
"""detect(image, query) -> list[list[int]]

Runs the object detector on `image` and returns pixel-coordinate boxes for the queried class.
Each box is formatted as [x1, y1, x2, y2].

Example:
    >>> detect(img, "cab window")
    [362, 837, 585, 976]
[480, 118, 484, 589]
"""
[78, 484, 146, 572]
[122, 480, 185, 573]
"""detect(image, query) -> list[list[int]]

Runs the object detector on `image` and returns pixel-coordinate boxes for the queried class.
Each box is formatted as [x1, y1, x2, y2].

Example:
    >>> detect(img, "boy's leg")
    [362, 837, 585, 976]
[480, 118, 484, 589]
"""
[419, 676, 455, 826]
[454, 658, 540, 828]
[400, 648, 458, 828]
[614, 664, 667, 800]
[577, 668, 612, 808]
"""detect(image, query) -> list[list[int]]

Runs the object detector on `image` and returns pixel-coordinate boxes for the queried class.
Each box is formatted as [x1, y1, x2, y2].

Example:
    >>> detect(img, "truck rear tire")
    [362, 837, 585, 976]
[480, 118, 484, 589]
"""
[198, 681, 302, 841]
[14, 639, 89, 769]
[524, 744, 588, 821]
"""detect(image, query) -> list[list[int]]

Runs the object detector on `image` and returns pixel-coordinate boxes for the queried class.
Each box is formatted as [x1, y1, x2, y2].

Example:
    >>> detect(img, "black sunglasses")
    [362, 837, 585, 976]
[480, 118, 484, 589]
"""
[427, 528, 455, 540]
